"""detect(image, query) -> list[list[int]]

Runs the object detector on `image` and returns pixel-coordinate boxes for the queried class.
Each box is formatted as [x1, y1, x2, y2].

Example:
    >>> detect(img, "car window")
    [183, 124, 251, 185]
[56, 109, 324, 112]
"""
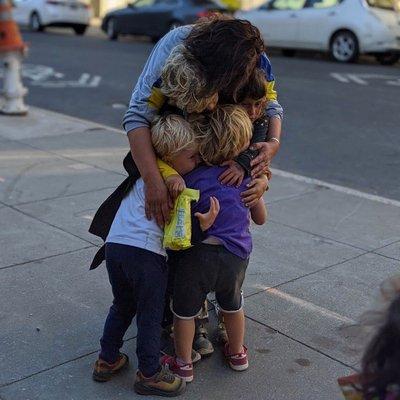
[269, 0, 306, 10]
[305, 0, 340, 8]
[155, 0, 178, 4]
[132, 0, 155, 7]
[191, 0, 216, 4]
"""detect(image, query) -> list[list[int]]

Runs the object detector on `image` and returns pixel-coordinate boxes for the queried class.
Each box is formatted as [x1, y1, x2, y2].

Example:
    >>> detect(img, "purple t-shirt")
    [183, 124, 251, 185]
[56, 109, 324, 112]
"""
[184, 165, 252, 260]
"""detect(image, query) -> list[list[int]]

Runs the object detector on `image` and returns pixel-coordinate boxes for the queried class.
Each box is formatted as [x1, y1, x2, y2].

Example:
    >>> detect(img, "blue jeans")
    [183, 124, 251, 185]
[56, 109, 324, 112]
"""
[100, 243, 168, 377]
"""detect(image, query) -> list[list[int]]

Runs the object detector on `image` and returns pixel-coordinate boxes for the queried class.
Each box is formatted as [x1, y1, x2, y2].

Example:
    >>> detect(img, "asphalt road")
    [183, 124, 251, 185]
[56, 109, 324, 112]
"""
[9, 28, 400, 200]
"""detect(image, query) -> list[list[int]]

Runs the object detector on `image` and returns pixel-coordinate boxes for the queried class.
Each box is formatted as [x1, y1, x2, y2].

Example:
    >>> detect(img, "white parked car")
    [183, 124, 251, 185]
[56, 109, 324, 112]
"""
[12, 0, 92, 35]
[236, 0, 400, 64]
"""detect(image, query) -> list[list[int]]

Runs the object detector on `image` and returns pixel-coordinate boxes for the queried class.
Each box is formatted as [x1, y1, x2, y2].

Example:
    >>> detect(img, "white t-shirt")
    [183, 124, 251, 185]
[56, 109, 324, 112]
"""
[106, 178, 166, 257]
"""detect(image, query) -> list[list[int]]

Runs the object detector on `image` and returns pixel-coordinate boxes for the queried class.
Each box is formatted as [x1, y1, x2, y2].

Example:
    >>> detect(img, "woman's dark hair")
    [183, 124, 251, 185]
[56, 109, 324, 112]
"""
[184, 16, 265, 102]
[237, 68, 267, 104]
[361, 294, 400, 399]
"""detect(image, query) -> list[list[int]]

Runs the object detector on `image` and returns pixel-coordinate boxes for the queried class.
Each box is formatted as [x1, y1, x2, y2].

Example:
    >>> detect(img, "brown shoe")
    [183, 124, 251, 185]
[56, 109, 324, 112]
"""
[92, 353, 129, 382]
[134, 366, 186, 397]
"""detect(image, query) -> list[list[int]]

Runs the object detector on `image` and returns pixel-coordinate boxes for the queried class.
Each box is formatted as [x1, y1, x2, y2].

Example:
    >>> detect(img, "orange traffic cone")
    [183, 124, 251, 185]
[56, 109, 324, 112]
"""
[0, 0, 28, 115]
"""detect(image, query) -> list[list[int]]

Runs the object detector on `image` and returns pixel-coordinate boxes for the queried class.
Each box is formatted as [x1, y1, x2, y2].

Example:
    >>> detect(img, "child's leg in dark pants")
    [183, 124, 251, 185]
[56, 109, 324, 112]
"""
[100, 244, 168, 377]
[100, 243, 137, 363]
[134, 252, 168, 377]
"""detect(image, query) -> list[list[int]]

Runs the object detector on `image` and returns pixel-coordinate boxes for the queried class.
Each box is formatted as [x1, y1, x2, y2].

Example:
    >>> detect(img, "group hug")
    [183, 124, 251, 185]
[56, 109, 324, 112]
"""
[87, 15, 400, 400]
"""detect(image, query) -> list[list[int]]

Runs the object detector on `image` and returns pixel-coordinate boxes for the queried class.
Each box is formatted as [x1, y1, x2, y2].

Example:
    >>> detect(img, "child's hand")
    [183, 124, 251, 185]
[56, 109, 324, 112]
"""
[241, 175, 269, 208]
[165, 174, 186, 201]
[195, 196, 220, 232]
[219, 160, 245, 187]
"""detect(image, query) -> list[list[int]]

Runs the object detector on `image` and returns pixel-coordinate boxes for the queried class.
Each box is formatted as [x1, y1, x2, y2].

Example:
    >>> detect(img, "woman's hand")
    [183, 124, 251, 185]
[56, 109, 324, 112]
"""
[250, 141, 279, 178]
[165, 174, 186, 201]
[241, 175, 269, 208]
[219, 160, 245, 187]
[144, 177, 173, 228]
[195, 196, 220, 231]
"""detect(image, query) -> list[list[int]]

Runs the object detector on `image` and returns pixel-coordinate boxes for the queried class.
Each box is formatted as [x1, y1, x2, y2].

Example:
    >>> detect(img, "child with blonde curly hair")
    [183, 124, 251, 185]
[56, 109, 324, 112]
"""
[162, 105, 267, 384]
[93, 113, 219, 397]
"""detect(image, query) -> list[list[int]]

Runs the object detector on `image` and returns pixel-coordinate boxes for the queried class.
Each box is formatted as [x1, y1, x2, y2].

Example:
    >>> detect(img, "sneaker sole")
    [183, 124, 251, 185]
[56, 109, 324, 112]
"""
[179, 374, 193, 383]
[228, 361, 249, 372]
[134, 380, 186, 397]
[192, 351, 202, 363]
[92, 355, 129, 382]
[196, 347, 214, 357]
[160, 350, 202, 365]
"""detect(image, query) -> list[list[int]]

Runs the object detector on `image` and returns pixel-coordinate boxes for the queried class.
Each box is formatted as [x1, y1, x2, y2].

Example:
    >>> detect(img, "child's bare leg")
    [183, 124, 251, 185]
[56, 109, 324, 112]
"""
[221, 309, 245, 354]
[173, 316, 195, 364]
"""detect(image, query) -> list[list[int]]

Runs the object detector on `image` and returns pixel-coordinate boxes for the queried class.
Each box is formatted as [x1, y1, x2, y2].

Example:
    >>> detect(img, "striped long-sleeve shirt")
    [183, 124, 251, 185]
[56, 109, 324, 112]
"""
[122, 25, 283, 134]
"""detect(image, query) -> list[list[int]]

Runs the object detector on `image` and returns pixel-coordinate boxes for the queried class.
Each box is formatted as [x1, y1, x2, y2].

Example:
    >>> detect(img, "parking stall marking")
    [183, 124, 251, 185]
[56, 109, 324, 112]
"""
[330, 72, 400, 86]
[0, 64, 101, 88]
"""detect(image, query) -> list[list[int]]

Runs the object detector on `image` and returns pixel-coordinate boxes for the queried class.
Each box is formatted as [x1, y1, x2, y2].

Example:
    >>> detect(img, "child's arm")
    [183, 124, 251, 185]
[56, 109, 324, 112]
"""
[250, 198, 267, 225]
[157, 159, 186, 200]
[194, 196, 220, 232]
[220, 116, 269, 187]
[241, 174, 269, 208]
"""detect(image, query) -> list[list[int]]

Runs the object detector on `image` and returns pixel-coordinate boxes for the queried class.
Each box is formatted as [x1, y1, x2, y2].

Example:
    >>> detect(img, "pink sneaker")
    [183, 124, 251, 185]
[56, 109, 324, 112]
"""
[160, 355, 194, 383]
[223, 344, 249, 371]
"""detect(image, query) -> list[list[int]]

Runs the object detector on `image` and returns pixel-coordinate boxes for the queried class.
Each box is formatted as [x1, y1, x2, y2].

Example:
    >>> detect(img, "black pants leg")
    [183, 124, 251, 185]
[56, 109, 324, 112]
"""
[100, 243, 167, 377]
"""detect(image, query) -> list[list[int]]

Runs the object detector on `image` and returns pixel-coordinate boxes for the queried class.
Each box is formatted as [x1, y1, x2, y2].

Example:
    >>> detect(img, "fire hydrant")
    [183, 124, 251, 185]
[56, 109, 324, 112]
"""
[0, 0, 28, 115]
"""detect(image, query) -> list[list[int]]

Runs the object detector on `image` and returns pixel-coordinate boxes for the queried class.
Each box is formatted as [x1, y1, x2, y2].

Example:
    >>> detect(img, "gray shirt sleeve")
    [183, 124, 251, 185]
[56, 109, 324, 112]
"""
[122, 26, 192, 134]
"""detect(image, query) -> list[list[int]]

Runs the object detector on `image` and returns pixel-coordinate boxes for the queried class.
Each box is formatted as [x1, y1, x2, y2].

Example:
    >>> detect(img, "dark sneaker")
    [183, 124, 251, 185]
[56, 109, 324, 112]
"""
[193, 323, 214, 356]
[223, 344, 249, 372]
[92, 353, 129, 382]
[161, 355, 193, 383]
[134, 366, 186, 397]
[216, 321, 229, 346]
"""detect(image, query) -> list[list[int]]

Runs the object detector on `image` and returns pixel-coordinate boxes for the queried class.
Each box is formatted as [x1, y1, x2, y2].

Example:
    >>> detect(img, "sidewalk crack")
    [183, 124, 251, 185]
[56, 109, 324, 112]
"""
[244, 250, 370, 301]
[0, 336, 136, 389]
[0, 245, 96, 271]
[268, 219, 368, 252]
[245, 315, 356, 371]
[6, 204, 98, 246]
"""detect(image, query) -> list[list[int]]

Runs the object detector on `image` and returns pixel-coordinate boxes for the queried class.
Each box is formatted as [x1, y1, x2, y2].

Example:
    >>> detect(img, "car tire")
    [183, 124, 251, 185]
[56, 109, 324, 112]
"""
[375, 52, 400, 66]
[282, 49, 296, 57]
[106, 18, 118, 41]
[330, 30, 359, 63]
[73, 25, 87, 35]
[29, 12, 44, 32]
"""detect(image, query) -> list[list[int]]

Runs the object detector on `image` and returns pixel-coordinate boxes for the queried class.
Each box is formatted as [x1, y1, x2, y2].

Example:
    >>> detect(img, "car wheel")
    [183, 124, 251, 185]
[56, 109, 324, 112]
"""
[330, 30, 359, 63]
[73, 25, 87, 35]
[375, 52, 400, 66]
[169, 20, 182, 31]
[282, 49, 296, 57]
[106, 18, 118, 40]
[29, 12, 44, 32]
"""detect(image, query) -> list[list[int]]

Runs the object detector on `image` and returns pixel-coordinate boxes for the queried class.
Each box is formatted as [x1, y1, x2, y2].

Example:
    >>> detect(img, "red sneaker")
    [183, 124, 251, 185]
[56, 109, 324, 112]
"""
[223, 344, 249, 371]
[160, 355, 194, 383]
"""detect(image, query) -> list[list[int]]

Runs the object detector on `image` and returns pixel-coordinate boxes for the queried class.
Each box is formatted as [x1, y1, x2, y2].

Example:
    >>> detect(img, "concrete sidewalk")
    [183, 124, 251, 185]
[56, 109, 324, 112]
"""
[1, 107, 399, 400]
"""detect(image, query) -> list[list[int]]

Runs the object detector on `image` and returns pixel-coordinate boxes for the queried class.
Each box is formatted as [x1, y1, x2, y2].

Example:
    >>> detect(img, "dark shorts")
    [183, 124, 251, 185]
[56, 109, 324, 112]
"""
[170, 243, 248, 319]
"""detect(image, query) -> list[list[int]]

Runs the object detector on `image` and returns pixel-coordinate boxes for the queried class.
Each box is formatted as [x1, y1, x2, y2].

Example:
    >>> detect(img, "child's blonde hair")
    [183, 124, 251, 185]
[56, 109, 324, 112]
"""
[151, 114, 197, 162]
[190, 105, 252, 165]
[161, 44, 217, 113]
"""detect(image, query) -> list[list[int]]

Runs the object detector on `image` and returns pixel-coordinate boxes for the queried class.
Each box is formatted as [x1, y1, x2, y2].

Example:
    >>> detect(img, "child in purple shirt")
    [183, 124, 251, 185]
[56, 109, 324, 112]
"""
[162, 105, 267, 384]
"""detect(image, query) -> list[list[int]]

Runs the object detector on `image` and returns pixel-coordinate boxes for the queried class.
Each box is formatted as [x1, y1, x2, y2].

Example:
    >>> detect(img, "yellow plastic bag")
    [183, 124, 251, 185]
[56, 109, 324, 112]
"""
[163, 188, 200, 251]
